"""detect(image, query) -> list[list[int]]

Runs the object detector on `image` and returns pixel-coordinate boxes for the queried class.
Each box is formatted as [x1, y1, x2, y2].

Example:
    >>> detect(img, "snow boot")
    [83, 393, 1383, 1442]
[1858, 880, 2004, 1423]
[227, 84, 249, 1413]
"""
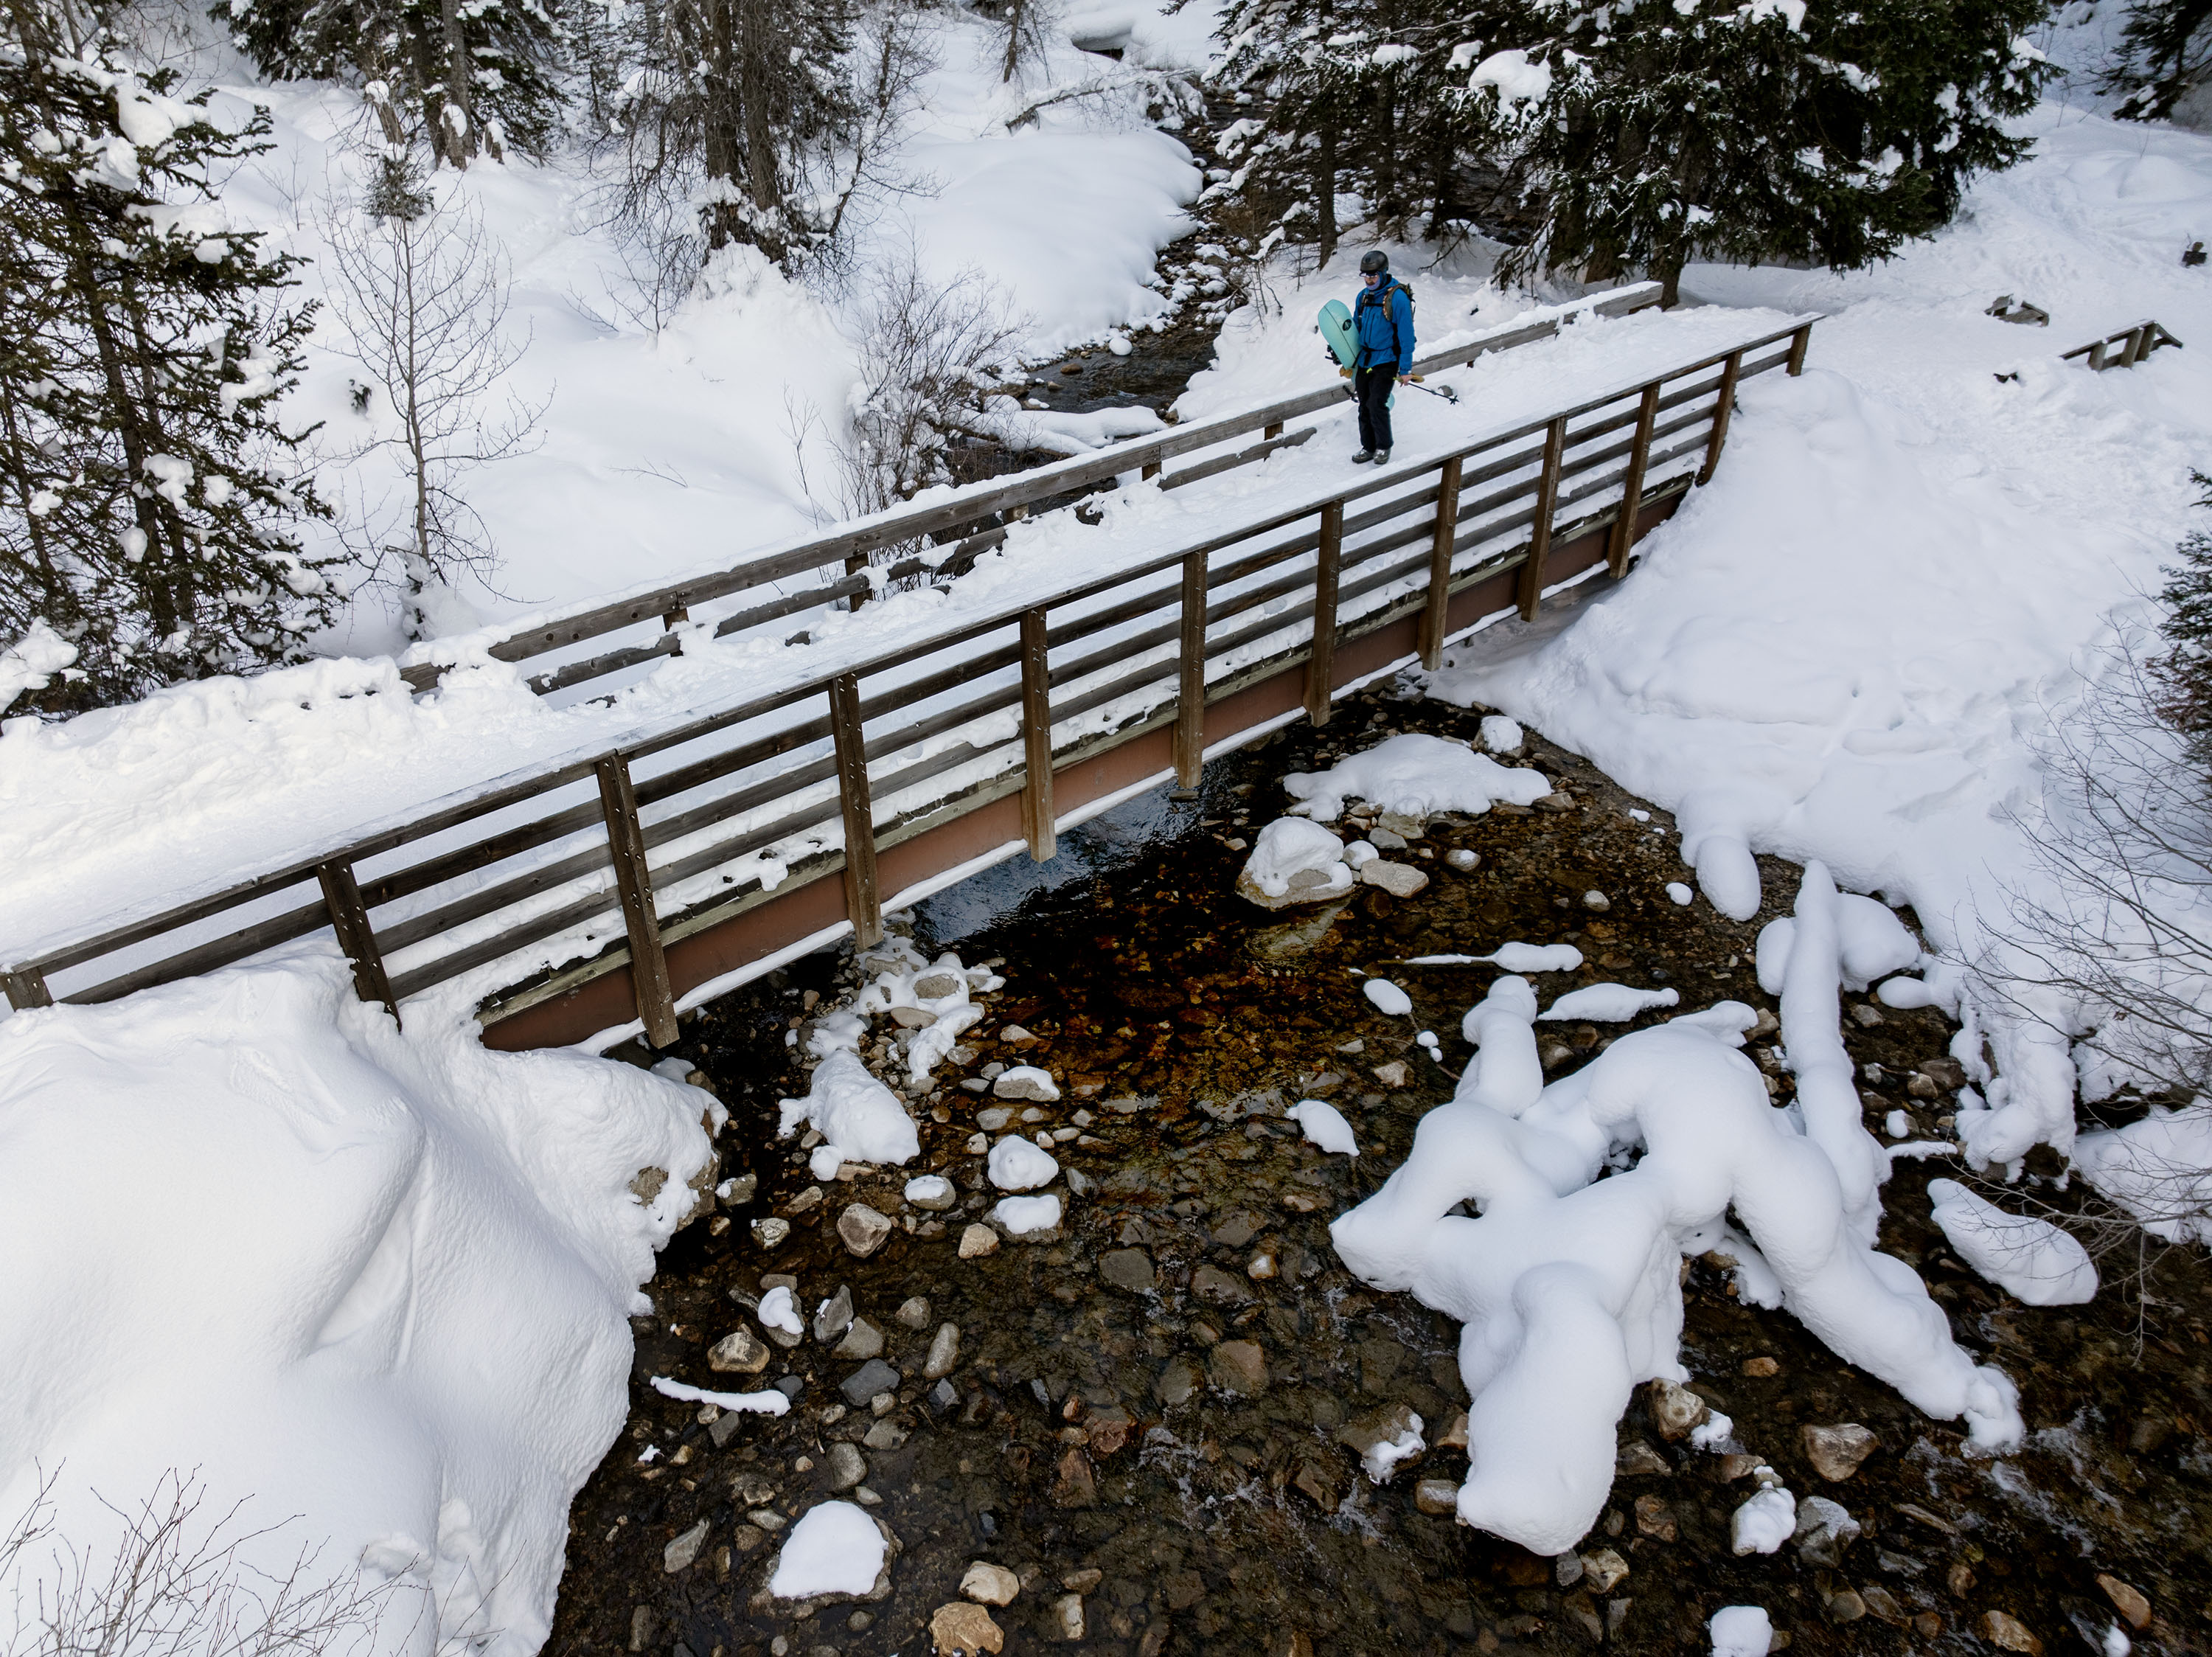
[1352, 448, 1376, 463]
[1373, 447, 1391, 465]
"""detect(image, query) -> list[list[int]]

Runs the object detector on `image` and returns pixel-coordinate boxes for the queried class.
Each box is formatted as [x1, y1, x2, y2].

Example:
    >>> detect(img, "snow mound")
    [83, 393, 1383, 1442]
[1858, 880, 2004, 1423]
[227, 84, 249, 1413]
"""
[1283, 734, 1553, 821]
[1329, 866, 2020, 1554]
[757, 1285, 803, 1335]
[777, 1050, 919, 1170]
[1730, 1487, 1796, 1554]
[1238, 817, 1352, 901]
[987, 1135, 1059, 1191]
[991, 1193, 1063, 1234]
[0, 954, 715, 1657]
[1287, 1099, 1358, 1156]
[1541, 984, 1680, 1023]
[1927, 1180, 2098, 1305]
[1710, 1605, 1774, 1657]
[1755, 897, 1919, 996]
[768, 1502, 885, 1600]
[1363, 978, 1413, 1018]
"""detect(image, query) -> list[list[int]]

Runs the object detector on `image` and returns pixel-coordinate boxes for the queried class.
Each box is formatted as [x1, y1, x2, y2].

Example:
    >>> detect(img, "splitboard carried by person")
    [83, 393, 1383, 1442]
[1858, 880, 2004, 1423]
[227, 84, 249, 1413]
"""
[1351, 250, 1414, 465]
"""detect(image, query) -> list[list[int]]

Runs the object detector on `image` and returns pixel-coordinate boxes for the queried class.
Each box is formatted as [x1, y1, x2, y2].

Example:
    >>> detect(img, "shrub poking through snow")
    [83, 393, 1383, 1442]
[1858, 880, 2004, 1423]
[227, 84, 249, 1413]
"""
[1331, 864, 2021, 1554]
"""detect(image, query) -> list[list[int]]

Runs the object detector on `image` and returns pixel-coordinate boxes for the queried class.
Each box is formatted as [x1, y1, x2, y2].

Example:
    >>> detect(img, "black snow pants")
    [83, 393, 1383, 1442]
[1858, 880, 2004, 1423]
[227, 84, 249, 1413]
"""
[1354, 362, 1397, 453]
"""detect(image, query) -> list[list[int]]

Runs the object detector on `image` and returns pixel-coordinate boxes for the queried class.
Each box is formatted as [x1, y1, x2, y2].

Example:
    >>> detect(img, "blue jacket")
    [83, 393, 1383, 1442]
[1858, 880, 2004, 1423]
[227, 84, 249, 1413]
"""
[1354, 278, 1414, 374]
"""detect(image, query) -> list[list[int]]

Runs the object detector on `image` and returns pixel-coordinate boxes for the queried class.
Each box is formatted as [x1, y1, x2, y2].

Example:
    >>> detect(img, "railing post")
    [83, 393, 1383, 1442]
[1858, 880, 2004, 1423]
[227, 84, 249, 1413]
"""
[2121, 324, 2148, 367]
[596, 755, 680, 1048]
[316, 858, 398, 1023]
[1517, 417, 1568, 623]
[1307, 500, 1345, 725]
[1264, 420, 1284, 440]
[844, 552, 869, 612]
[1019, 607, 1057, 863]
[1608, 381, 1662, 579]
[1172, 552, 1208, 791]
[2, 967, 52, 1012]
[1419, 457, 1462, 670]
[827, 674, 885, 948]
[1697, 348, 1744, 484]
[1142, 461, 1161, 482]
[1786, 324, 1812, 377]
[661, 604, 689, 656]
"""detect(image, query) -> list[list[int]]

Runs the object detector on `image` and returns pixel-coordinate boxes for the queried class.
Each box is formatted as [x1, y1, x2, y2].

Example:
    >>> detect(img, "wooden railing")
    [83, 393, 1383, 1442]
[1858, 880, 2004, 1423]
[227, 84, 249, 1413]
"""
[2, 309, 1818, 1049]
[2060, 319, 2183, 371]
[400, 283, 1670, 701]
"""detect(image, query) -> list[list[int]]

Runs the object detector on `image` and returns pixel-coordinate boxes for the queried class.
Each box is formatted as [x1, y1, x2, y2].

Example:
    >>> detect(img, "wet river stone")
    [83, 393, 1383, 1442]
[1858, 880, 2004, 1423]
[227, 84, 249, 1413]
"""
[838, 1358, 900, 1406]
[1801, 1420, 1879, 1480]
[837, 1202, 894, 1257]
[1099, 1247, 1155, 1290]
[707, 1327, 770, 1373]
[1208, 1338, 1269, 1394]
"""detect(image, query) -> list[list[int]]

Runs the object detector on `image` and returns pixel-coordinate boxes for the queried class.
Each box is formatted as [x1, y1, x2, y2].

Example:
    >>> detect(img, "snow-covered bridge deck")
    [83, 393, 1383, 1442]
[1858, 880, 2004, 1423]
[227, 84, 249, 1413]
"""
[2, 295, 1816, 1049]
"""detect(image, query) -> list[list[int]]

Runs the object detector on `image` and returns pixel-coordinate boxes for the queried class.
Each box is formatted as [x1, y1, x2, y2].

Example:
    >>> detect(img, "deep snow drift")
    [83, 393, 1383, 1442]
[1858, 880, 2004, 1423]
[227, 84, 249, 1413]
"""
[1414, 105, 2212, 1173]
[0, 955, 718, 1657]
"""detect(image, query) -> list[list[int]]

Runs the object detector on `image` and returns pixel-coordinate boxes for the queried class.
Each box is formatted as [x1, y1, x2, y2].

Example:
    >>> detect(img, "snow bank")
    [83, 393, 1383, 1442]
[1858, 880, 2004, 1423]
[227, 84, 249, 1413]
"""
[1330, 867, 2019, 1554]
[1283, 734, 1553, 821]
[1363, 978, 1413, 1018]
[777, 1050, 920, 1171]
[1422, 106, 2212, 1170]
[0, 953, 716, 1657]
[1927, 1179, 2098, 1305]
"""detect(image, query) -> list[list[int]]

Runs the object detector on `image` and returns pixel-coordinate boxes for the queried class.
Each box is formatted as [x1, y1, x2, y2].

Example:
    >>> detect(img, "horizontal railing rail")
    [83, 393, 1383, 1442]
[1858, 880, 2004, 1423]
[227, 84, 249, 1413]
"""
[2, 308, 1818, 1049]
[396, 283, 1669, 701]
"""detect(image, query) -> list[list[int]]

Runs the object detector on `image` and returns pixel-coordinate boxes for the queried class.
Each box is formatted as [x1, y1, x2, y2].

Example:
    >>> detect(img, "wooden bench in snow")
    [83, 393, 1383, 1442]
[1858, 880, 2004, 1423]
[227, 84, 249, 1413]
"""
[2061, 319, 2183, 370]
[2, 310, 1820, 1055]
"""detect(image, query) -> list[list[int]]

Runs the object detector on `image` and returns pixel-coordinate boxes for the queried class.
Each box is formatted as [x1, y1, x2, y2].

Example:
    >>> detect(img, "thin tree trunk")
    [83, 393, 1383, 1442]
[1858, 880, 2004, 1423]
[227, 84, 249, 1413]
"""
[438, 0, 476, 167]
[1001, 0, 1024, 82]
[1315, 121, 1338, 268]
[737, 0, 784, 257]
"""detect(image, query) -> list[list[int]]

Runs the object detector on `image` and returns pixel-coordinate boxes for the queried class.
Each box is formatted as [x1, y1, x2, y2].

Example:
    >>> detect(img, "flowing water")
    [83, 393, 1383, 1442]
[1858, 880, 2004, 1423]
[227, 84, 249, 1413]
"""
[546, 684, 2212, 1657]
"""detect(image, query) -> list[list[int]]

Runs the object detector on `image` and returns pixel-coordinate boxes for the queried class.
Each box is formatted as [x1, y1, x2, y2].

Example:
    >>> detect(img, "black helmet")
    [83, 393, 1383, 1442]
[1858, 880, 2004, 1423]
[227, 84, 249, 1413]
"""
[1359, 250, 1389, 275]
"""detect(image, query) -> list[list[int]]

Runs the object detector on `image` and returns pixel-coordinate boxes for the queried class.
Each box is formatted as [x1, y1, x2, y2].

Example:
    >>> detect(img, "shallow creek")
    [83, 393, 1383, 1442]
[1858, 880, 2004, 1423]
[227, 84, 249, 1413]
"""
[546, 684, 2212, 1657]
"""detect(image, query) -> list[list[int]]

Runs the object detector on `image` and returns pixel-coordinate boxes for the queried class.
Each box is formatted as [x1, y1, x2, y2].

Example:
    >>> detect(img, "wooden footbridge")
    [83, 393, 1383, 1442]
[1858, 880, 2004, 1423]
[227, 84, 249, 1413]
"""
[1, 286, 1818, 1049]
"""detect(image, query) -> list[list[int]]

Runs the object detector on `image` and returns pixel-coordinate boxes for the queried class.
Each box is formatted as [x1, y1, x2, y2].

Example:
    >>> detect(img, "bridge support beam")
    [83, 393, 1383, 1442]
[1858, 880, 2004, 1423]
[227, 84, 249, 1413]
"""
[1699, 348, 1745, 484]
[1306, 500, 1345, 725]
[1517, 416, 1568, 622]
[597, 755, 679, 1048]
[1019, 607, 1057, 862]
[1173, 552, 1208, 790]
[829, 674, 885, 949]
[317, 858, 397, 1023]
[1608, 382, 1662, 580]
[1419, 459, 1461, 669]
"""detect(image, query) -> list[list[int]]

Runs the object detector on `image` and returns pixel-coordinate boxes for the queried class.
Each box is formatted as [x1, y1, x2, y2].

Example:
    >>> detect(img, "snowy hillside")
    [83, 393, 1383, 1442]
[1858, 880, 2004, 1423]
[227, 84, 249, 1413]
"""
[200, 4, 1212, 658]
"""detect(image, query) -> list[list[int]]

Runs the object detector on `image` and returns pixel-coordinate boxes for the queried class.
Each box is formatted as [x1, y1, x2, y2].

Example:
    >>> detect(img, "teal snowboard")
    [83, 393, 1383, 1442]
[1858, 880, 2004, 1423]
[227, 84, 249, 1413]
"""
[1318, 299, 1392, 407]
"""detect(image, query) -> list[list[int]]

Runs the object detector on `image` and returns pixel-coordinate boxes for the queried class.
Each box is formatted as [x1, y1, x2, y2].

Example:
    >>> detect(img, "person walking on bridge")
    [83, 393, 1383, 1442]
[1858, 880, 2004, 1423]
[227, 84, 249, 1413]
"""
[1350, 250, 1414, 465]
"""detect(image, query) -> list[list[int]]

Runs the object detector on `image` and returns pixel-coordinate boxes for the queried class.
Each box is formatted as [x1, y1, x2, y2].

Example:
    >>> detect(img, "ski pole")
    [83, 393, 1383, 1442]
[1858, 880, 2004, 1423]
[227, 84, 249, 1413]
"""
[1403, 377, 1459, 403]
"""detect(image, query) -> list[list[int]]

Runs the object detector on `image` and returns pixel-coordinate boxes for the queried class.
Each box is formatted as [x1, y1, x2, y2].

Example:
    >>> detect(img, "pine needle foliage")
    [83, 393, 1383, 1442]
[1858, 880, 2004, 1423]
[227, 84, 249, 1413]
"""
[2154, 472, 2212, 742]
[2098, 0, 2212, 121]
[0, 0, 338, 713]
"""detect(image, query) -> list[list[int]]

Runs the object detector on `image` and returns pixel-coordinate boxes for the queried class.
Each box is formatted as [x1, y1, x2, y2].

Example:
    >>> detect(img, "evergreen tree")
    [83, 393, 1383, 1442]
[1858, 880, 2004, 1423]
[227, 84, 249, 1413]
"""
[1484, 0, 2055, 302]
[1211, 0, 2051, 300]
[220, 0, 563, 165]
[2098, 0, 2212, 119]
[0, 0, 339, 712]
[608, 0, 858, 267]
[2156, 471, 2212, 740]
